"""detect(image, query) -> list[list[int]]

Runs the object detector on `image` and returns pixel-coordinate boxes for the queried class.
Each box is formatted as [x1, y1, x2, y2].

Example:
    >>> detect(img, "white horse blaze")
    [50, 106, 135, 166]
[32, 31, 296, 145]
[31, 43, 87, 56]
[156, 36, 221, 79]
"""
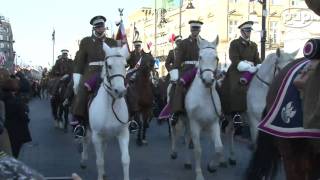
[81, 43, 130, 180]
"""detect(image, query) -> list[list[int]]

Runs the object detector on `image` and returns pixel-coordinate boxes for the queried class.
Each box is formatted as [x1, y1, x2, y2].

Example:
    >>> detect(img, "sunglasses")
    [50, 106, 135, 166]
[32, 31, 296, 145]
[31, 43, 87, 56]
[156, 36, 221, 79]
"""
[242, 29, 252, 32]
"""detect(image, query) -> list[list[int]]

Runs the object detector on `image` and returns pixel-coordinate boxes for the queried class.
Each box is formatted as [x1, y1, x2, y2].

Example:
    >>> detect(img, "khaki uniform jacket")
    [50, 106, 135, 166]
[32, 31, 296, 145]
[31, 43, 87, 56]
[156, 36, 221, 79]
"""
[171, 36, 200, 113]
[72, 35, 117, 118]
[51, 58, 73, 77]
[127, 50, 146, 69]
[220, 37, 261, 113]
[173, 36, 200, 74]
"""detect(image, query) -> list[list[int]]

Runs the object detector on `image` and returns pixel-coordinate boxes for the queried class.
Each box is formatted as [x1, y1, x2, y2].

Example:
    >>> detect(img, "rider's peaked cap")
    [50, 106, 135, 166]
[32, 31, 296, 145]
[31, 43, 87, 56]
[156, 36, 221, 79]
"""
[90, 15, 106, 27]
[133, 40, 142, 46]
[189, 20, 203, 28]
[61, 49, 69, 54]
[238, 21, 254, 30]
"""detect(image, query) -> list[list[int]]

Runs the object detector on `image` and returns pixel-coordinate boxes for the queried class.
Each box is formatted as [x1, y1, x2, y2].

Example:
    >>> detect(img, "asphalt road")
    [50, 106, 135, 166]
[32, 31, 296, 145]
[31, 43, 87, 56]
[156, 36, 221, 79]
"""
[18, 98, 276, 180]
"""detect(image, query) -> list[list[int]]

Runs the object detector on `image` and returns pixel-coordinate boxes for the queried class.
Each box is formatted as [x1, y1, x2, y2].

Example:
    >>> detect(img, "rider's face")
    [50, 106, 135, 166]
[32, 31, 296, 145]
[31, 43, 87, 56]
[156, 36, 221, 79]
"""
[94, 26, 106, 36]
[190, 27, 200, 37]
[241, 29, 252, 39]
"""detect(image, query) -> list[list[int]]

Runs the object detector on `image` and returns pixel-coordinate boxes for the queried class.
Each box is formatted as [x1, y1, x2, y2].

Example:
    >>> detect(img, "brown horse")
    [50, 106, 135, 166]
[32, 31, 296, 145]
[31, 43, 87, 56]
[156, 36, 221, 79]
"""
[245, 59, 320, 180]
[127, 52, 155, 146]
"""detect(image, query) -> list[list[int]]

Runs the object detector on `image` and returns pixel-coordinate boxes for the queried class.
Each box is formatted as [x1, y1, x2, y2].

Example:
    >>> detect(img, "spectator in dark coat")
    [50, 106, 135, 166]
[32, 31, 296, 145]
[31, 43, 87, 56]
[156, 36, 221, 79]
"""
[2, 77, 32, 158]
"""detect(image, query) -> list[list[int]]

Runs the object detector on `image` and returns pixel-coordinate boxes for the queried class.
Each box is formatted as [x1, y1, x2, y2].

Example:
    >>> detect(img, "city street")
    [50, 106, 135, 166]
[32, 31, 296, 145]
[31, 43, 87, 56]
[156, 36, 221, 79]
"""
[19, 98, 257, 180]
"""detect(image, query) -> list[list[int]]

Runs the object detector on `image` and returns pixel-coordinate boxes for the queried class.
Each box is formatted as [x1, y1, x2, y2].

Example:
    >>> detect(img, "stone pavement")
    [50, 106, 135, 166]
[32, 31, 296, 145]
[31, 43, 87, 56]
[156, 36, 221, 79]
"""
[18, 98, 276, 180]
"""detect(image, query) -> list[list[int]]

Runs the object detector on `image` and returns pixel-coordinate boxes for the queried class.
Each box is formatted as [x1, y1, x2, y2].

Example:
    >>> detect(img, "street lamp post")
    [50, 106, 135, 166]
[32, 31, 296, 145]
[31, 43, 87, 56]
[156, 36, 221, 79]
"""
[260, 0, 267, 60]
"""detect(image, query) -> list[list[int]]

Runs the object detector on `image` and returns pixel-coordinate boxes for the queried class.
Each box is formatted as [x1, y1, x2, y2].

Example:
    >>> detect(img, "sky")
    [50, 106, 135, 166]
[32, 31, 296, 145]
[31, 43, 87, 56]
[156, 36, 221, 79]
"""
[1, 0, 152, 68]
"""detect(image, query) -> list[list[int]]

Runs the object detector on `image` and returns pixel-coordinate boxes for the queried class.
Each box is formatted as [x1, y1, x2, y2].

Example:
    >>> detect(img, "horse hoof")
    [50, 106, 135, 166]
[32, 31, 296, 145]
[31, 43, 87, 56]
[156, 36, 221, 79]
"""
[219, 162, 228, 168]
[184, 163, 192, 170]
[170, 152, 178, 160]
[207, 164, 217, 173]
[80, 164, 86, 169]
[228, 158, 237, 166]
[142, 139, 148, 145]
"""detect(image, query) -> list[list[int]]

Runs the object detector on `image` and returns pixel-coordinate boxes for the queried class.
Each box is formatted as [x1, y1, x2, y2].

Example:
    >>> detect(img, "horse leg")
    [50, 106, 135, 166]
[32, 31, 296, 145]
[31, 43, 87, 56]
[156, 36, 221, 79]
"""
[141, 113, 149, 145]
[208, 120, 227, 173]
[225, 115, 236, 165]
[92, 132, 107, 180]
[63, 106, 69, 132]
[136, 113, 143, 146]
[189, 119, 204, 180]
[80, 131, 90, 169]
[169, 120, 179, 160]
[183, 116, 193, 170]
[58, 105, 64, 129]
[117, 127, 130, 180]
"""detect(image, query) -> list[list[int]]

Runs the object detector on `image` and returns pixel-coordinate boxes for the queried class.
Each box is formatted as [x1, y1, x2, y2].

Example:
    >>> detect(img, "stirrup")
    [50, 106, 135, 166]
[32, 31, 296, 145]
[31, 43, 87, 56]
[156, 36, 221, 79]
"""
[232, 113, 243, 125]
[129, 120, 139, 133]
[73, 125, 86, 138]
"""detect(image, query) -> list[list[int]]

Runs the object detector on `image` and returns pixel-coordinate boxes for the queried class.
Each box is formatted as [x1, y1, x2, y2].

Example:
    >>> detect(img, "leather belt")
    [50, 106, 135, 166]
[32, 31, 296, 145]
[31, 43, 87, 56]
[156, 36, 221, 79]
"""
[89, 61, 104, 66]
[182, 61, 198, 65]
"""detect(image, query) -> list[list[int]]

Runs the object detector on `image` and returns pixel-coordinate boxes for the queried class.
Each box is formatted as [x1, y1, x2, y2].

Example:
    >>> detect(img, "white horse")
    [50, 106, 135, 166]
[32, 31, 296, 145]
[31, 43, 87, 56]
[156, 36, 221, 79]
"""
[184, 37, 226, 180]
[223, 48, 299, 164]
[80, 43, 130, 180]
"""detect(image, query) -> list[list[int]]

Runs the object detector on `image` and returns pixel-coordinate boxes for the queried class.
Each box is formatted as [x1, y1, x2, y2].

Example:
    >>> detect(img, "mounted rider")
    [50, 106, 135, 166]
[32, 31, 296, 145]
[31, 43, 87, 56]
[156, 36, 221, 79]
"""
[72, 15, 118, 138]
[169, 20, 204, 124]
[220, 21, 261, 127]
[165, 35, 182, 75]
[126, 40, 150, 131]
[126, 40, 146, 82]
[51, 49, 73, 78]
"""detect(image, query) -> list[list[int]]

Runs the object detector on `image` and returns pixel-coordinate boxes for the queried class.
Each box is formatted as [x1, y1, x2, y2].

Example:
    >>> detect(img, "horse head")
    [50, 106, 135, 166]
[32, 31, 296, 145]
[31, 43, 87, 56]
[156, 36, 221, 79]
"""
[138, 52, 155, 77]
[198, 36, 219, 87]
[257, 48, 299, 86]
[101, 43, 129, 98]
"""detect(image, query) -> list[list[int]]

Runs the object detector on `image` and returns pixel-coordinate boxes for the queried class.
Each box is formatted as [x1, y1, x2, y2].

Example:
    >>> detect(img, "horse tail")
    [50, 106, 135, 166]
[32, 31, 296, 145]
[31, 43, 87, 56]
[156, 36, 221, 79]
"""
[245, 131, 280, 180]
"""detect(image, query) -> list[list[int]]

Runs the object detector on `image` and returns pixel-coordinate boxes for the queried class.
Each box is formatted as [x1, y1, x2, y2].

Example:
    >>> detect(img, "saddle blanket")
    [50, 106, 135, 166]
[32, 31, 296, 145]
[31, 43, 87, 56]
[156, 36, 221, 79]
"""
[258, 59, 320, 138]
[158, 68, 198, 120]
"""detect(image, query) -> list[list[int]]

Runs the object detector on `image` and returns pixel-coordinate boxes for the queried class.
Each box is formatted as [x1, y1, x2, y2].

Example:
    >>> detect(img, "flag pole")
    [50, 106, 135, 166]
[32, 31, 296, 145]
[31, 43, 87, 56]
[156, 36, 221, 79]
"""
[52, 29, 55, 66]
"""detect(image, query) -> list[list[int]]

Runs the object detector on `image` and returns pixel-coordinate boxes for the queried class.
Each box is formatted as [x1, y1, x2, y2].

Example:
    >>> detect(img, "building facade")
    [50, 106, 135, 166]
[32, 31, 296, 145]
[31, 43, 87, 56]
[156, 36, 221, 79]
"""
[127, 0, 316, 76]
[0, 15, 15, 72]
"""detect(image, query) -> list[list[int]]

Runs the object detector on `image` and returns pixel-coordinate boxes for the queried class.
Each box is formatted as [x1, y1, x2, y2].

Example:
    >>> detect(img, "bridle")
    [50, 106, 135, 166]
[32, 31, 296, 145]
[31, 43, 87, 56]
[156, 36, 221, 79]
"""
[102, 54, 128, 124]
[198, 46, 219, 85]
[102, 55, 126, 95]
[255, 56, 281, 87]
[198, 46, 222, 118]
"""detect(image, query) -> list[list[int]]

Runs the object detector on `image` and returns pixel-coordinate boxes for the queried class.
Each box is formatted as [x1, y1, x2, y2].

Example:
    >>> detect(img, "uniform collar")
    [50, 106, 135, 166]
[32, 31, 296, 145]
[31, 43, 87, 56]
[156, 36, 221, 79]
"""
[239, 36, 251, 46]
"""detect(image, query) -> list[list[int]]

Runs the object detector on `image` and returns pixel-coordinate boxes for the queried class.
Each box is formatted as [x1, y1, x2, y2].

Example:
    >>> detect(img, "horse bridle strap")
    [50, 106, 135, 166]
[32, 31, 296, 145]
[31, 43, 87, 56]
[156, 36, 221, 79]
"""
[255, 57, 281, 87]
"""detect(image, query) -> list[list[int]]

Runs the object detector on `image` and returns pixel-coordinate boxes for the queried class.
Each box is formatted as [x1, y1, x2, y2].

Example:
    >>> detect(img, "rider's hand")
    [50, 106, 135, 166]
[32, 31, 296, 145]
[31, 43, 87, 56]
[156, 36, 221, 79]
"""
[169, 69, 179, 82]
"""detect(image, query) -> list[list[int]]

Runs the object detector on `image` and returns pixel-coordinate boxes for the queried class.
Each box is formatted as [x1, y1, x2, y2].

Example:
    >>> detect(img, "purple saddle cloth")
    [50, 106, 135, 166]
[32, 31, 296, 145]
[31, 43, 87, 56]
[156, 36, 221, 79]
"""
[158, 103, 172, 120]
[158, 68, 198, 120]
[180, 67, 198, 88]
[240, 71, 255, 85]
[84, 73, 100, 92]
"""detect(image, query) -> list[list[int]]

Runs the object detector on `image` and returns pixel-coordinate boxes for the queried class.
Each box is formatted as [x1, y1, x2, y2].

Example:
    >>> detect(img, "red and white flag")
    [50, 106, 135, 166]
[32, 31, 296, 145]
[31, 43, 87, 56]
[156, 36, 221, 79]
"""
[115, 21, 130, 52]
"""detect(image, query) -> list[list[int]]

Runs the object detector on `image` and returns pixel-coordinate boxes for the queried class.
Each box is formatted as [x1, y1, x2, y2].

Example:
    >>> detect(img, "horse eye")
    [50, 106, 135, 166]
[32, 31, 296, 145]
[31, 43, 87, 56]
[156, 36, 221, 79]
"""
[108, 65, 112, 69]
[199, 56, 202, 60]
